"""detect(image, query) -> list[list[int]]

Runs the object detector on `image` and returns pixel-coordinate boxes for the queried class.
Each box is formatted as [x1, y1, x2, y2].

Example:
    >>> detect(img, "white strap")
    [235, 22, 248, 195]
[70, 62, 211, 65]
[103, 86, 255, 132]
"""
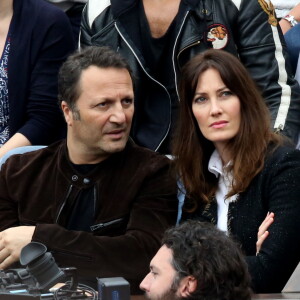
[230, 0, 242, 10]
[87, 0, 111, 28]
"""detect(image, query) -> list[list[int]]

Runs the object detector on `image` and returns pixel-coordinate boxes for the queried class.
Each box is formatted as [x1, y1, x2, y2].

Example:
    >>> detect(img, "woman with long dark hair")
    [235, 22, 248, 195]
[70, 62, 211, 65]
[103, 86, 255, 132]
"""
[174, 49, 300, 293]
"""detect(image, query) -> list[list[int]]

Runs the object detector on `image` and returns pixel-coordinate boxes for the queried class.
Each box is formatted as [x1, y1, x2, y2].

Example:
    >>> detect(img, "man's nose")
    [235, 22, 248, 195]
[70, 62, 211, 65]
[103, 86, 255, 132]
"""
[109, 105, 126, 124]
[139, 273, 151, 292]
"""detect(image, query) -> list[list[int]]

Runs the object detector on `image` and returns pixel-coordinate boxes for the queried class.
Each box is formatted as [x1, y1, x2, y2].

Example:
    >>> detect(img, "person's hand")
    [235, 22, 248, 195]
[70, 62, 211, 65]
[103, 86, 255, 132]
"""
[0, 226, 35, 269]
[279, 18, 292, 35]
[256, 212, 274, 255]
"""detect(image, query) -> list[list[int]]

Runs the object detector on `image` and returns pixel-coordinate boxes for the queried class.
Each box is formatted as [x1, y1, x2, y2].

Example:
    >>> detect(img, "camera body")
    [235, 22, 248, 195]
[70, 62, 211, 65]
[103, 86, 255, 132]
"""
[0, 266, 88, 300]
[0, 242, 87, 299]
[97, 277, 130, 300]
[0, 242, 131, 300]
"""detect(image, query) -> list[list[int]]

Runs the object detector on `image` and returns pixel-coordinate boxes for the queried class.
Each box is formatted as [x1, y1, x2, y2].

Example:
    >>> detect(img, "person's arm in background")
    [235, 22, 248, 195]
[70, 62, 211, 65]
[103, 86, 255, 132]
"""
[236, 0, 300, 144]
[0, 134, 31, 158]
[279, 4, 300, 34]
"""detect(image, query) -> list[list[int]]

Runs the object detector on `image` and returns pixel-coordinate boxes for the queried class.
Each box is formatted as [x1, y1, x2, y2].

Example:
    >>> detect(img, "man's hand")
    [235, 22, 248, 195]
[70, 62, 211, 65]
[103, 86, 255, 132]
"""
[0, 226, 35, 269]
[256, 212, 274, 255]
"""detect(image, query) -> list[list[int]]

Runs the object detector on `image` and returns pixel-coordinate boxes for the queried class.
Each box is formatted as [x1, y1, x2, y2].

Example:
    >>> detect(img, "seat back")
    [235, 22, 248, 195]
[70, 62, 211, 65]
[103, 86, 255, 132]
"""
[0, 146, 46, 170]
[282, 262, 300, 292]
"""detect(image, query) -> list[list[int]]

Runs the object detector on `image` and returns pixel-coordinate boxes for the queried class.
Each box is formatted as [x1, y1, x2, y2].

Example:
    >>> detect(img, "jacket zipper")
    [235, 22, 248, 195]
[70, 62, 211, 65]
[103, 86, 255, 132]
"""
[90, 217, 124, 232]
[115, 23, 172, 152]
[173, 11, 190, 100]
[177, 40, 201, 61]
[93, 185, 97, 213]
[56, 185, 73, 224]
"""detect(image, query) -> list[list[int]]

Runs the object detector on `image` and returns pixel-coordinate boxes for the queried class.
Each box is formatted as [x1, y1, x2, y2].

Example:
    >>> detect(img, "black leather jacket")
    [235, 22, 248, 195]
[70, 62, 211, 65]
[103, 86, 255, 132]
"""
[81, 0, 300, 152]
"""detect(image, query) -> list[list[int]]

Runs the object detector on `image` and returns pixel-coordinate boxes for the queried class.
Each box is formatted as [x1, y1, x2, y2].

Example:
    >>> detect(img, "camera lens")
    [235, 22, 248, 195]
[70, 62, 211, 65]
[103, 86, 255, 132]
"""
[20, 242, 65, 292]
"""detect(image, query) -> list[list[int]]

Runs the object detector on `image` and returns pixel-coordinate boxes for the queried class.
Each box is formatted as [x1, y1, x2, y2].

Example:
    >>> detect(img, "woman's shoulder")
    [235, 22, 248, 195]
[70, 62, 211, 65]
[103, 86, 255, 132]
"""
[14, 0, 70, 26]
[12, 0, 74, 48]
[264, 143, 300, 171]
[35, 0, 71, 25]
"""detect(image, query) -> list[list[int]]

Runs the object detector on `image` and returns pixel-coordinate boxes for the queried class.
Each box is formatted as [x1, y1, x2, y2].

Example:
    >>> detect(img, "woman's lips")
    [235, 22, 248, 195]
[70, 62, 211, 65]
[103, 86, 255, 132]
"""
[210, 121, 228, 129]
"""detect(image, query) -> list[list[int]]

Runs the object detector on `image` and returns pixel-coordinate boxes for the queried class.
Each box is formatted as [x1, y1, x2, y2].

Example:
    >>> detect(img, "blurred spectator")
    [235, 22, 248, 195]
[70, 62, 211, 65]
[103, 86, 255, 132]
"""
[275, 3, 300, 74]
[81, 0, 300, 153]
[272, 0, 300, 18]
[0, 0, 76, 158]
[46, 0, 87, 44]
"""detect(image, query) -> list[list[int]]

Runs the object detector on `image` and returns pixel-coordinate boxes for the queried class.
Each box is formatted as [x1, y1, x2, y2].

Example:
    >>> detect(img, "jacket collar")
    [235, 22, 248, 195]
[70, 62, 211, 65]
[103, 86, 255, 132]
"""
[110, 0, 200, 18]
[57, 138, 137, 187]
[110, 0, 138, 18]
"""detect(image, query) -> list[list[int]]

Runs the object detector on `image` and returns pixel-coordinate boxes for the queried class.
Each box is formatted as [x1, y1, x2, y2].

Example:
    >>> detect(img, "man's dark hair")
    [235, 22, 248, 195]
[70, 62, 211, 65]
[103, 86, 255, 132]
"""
[58, 46, 134, 110]
[162, 220, 252, 300]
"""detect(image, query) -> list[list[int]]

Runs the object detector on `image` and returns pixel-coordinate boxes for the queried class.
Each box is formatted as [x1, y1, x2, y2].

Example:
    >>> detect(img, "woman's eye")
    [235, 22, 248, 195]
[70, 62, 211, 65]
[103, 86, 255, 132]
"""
[194, 97, 206, 103]
[221, 90, 233, 97]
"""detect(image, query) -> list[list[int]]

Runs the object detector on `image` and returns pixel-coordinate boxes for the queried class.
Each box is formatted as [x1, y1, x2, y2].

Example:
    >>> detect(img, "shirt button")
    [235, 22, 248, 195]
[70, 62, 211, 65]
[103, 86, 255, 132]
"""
[72, 175, 78, 181]
[83, 178, 90, 184]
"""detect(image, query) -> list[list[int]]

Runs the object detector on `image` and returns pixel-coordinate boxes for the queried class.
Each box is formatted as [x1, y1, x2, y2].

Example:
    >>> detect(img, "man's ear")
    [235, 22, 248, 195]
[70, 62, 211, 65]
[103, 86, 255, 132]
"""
[177, 276, 197, 298]
[61, 101, 72, 126]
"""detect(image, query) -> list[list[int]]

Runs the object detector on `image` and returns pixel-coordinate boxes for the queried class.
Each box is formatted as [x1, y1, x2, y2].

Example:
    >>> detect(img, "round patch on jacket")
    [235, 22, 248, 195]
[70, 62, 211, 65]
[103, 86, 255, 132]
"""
[206, 24, 229, 49]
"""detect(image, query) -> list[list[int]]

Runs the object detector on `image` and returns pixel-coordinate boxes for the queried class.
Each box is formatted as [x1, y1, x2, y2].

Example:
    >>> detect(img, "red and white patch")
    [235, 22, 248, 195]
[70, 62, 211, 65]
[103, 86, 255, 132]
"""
[206, 24, 229, 49]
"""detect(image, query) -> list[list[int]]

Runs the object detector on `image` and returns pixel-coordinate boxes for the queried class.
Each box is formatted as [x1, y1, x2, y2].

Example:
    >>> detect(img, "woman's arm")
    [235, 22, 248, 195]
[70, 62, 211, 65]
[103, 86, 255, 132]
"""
[0, 133, 31, 159]
[246, 148, 300, 293]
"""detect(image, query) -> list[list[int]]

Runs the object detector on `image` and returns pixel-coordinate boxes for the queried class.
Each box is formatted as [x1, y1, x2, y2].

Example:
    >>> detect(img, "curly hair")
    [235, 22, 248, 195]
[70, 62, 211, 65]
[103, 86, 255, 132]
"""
[162, 220, 252, 300]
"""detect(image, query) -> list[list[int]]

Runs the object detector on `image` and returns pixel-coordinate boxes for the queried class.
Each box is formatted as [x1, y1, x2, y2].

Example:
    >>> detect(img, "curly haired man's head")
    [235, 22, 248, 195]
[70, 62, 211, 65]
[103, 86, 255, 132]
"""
[140, 220, 252, 300]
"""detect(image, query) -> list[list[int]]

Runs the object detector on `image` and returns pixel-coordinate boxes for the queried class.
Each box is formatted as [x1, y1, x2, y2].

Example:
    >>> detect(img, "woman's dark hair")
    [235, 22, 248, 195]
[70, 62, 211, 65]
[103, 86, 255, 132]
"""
[163, 220, 252, 300]
[173, 49, 283, 208]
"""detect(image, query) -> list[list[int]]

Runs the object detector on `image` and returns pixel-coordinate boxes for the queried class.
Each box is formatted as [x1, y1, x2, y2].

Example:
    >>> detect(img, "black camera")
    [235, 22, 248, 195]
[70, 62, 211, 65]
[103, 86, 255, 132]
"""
[0, 242, 92, 299]
[0, 242, 131, 300]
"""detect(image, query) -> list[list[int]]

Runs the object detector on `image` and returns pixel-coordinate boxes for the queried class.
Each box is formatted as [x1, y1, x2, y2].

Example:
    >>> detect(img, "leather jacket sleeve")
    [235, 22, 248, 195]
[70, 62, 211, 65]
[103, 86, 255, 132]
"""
[235, 0, 300, 143]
